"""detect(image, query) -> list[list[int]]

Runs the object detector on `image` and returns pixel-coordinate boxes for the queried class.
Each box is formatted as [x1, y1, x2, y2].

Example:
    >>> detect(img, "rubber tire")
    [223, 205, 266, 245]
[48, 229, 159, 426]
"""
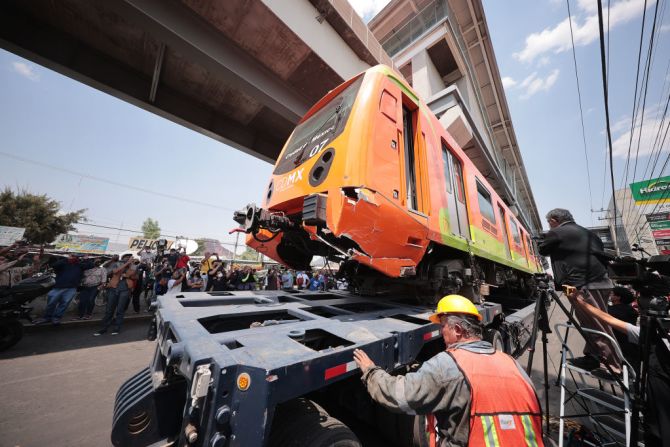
[269, 398, 361, 447]
[0, 318, 24, 351]
[485, 328, 504, 352]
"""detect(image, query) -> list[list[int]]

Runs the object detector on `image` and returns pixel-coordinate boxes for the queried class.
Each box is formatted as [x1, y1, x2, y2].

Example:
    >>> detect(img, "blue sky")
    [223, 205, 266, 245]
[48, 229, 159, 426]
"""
[0, 0, 668, 250]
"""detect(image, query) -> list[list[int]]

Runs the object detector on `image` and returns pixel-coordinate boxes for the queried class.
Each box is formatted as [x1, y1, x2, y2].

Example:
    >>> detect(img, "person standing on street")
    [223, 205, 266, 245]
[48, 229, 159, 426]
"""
[281, 269, 294, 290]
[34, 254, 93, 325]
[353, 295, 544, 447]
[537, 208, 621, 374]
[75, 258, 107, 320]
[94, 254, 137, 336]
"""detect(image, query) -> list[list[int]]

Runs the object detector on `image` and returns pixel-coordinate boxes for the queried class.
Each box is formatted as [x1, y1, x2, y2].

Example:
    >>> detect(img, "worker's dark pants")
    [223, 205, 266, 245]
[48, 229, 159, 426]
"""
[101, 288, 129, 332]
[644, 342, 670, 446]
[574, 288, 622, 370]
[77, 286, 98, 317]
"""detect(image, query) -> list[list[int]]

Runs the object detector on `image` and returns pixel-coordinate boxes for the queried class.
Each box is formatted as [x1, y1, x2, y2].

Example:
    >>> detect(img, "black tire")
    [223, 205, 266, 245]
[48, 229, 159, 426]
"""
[269, 398, 361, 447]
[0, 318, 24, 351]
[485, 328, 505, 352]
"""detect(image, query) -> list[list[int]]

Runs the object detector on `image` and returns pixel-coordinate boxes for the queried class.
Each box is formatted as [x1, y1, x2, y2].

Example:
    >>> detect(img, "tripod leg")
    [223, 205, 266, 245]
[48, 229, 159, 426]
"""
[526, 289, 544, 375]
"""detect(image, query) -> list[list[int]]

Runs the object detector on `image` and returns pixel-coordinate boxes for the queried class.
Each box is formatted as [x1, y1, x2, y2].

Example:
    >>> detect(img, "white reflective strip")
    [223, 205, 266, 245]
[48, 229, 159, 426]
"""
[394, 379, 417, 415]
[431, 330, 440, 338]
[345, 361, 358, 372]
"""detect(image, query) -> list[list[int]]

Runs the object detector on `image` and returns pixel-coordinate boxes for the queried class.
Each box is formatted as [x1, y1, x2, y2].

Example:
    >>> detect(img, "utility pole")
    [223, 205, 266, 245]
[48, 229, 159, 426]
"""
[231, 232, 239, 265]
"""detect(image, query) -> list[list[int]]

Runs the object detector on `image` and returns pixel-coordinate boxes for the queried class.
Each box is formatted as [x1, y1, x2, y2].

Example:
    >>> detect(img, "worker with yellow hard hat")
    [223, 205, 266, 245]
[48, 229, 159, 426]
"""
[353, 295, 544, 446]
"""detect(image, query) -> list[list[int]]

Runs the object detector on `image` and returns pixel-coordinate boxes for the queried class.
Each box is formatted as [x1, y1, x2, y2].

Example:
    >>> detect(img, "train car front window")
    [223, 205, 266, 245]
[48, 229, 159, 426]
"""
[274, 76, 363, 175]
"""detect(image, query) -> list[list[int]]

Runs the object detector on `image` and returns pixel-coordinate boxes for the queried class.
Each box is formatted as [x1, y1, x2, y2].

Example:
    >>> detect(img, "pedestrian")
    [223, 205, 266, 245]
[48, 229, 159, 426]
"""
[607, 286, 640, 369]
[165, 270, 186, 296]
[308, 272, 321, 291]
[75, 258, 107, 320]
[94, 254, 137, 335]
[0, 251, 41, 288]
[167, 248, 179, 268]
[207, 269, 228, 292]
[281, 269, 294, 290]
[266, 267, 279, 290]
[353, 295, 544, 446]
[175, 250, 190, 270]
[138, 245, 154, 267]
[34, 254, 94, 325]
[538, 208, 621, 373]
[239, 267, 257, 290]
[129, 259, 144, 313]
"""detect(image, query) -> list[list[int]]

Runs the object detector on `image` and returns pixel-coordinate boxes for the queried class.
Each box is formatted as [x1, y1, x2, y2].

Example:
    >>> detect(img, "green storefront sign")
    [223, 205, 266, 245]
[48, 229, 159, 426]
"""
[650, 220, 670, 230]
[630, 175, 670, 204]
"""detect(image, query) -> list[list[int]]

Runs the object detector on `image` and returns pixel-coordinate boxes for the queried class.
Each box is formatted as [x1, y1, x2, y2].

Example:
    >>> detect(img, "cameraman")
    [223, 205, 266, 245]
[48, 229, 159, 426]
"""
[538, 208, 621, 373]
[568, 291, 670, 446]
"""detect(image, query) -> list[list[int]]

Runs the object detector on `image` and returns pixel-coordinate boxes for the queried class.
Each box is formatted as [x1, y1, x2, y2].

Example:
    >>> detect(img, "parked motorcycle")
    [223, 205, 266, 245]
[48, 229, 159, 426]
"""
[0, 275, 55, 351]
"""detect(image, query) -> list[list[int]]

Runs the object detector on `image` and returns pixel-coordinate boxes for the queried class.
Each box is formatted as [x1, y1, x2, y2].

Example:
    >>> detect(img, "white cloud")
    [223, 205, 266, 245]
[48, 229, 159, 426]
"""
[611, 115, 632, 134]
[660, 24, 670, 33]
[576, 0, 598, 13]
[351, 0, 392, 23]
[538, 56, 551, 67]
[612, 117, 669, 157]
[11, 61, 40, 81]
[519, 69, 560, 99]
[502, 76, 517, 88]
[514, 0, 653, 62]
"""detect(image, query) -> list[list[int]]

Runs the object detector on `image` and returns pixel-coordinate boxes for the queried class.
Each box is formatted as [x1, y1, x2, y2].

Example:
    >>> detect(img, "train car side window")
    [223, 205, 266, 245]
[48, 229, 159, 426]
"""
[509, 219, 522, 245]
[476, 181, 496, 224]
[452, 157, 466, 203]
[441, 149, 452, 193]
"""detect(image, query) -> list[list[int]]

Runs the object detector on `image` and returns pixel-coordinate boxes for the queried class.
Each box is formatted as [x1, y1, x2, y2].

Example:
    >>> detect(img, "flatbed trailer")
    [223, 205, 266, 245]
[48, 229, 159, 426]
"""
[112, 289, 537, 447]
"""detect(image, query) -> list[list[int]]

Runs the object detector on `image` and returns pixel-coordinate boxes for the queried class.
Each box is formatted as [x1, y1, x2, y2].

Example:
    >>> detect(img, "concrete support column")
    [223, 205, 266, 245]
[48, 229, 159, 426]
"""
[410, 50, 444, 99]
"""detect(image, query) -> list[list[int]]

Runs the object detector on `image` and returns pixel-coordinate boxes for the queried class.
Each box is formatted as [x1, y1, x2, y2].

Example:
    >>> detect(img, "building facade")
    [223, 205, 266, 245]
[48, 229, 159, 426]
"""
[369, 0, 541, 234]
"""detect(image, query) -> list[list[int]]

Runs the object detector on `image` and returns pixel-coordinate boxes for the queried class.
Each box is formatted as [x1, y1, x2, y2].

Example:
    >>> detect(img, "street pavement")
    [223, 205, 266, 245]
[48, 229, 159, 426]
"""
[0, 318, 154, 447]
[0, 292, 610, 447]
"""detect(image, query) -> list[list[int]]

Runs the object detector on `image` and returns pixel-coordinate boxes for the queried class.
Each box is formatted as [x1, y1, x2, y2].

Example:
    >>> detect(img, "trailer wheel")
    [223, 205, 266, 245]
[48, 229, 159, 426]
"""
[0, 318, 24, 351]
[269, 398, 361, 447]
[485, 328, 504, 352]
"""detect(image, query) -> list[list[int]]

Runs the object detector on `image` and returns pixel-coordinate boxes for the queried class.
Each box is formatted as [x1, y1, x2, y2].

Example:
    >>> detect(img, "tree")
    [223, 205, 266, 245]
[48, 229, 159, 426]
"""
[141, 218, 161, 239]
[238, 247, 260, 261]
[0, 188, 85, 245]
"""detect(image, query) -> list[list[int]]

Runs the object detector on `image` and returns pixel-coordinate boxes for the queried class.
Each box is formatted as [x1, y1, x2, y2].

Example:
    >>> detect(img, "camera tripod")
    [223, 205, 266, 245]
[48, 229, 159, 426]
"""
[524, 274, 631, 438]
[629, 301, 670, 447]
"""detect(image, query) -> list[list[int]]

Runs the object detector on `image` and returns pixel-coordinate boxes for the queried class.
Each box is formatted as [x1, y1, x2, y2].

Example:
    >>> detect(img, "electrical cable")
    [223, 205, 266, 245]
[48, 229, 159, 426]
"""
[0, 151, 235, 212]
[566, 0, 595, 215]
[597, 0, 619, 242]
[618, 0, 649, 226]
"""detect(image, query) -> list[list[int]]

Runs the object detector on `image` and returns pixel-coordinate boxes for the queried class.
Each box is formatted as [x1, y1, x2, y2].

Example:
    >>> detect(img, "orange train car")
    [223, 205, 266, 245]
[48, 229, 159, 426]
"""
[234, 65, 542, 301]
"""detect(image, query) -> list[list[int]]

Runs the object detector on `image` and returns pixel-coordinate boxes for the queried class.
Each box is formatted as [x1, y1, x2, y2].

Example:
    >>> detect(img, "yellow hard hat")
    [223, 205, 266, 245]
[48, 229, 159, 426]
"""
[428, 294, 482, 324]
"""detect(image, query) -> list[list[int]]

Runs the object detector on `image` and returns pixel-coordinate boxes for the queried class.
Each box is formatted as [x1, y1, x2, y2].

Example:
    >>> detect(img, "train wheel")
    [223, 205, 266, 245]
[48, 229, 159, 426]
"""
[485, 328, 504, 352]
[269, 398, 361, 447]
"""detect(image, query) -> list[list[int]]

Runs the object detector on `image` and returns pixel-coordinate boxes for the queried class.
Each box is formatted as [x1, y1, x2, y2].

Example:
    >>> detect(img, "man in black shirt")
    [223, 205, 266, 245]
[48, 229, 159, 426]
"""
[538, 208, 621, 373]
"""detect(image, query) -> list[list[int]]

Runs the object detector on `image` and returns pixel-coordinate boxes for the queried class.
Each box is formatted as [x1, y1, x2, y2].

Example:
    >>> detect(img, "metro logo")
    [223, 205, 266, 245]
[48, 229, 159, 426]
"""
[275, 168, 304, 192]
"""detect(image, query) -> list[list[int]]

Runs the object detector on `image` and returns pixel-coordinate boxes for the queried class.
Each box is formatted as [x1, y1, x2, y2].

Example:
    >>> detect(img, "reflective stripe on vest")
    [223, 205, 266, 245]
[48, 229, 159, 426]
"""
[448, 348, 544, 447]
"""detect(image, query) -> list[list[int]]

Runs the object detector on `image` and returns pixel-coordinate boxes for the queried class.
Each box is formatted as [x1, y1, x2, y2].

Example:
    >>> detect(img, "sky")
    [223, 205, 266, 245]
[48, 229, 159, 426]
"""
[0, 0, 669, 252]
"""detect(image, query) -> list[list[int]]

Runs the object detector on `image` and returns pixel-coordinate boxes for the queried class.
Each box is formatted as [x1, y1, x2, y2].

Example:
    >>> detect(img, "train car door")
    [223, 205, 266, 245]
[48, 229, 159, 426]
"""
[441, 142, 470, 239]
[498, 204, 512, 260]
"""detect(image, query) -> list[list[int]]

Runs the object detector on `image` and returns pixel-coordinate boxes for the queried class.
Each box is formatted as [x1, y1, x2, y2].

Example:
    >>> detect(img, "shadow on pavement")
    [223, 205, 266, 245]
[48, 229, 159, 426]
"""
[0, 317, 152, 360]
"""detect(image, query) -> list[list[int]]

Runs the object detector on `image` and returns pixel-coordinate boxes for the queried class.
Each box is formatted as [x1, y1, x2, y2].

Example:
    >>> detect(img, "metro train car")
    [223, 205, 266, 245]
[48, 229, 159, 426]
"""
[234, 65, 542, 301]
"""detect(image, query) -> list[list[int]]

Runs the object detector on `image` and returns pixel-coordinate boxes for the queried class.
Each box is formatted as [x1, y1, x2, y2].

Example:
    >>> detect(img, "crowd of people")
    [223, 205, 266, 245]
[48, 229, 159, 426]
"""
[1, 242, 345, 337]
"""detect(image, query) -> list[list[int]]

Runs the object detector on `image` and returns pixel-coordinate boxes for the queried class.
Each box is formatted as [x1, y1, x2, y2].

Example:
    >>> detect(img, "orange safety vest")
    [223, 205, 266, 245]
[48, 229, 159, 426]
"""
[427, 348, 544, 447]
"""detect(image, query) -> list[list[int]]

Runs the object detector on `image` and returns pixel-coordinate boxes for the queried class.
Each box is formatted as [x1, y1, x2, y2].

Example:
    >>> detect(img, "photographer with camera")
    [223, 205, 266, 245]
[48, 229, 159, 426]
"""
[537, 208, 621, 374]
[568, 289, 670, 446]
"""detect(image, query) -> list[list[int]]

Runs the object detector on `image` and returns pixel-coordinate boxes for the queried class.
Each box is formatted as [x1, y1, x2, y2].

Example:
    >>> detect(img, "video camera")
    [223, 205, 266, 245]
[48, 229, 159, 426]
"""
[607, 255, 670, 316]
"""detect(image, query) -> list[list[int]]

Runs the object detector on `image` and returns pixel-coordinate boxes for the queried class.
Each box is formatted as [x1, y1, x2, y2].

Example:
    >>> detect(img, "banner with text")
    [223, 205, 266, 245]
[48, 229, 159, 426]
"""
[128, 238, 174, 251]
[631, 176, 670, 204]
[0, 226, 25, 246]
[54, 234, 109, 254]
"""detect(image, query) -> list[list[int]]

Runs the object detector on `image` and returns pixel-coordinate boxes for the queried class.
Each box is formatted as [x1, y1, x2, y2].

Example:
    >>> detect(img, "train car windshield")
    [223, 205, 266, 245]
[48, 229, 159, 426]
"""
[273, 76, 364, 175]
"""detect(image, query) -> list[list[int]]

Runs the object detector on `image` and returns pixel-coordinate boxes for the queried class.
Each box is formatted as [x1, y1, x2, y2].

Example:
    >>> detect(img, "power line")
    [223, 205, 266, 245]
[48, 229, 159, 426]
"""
[75, 222, 242, 248]
[566, 0, 595, 215]
[0, 151, 235, 212]
[597, 0, 619, 246]
[618, 0, 649, 226]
